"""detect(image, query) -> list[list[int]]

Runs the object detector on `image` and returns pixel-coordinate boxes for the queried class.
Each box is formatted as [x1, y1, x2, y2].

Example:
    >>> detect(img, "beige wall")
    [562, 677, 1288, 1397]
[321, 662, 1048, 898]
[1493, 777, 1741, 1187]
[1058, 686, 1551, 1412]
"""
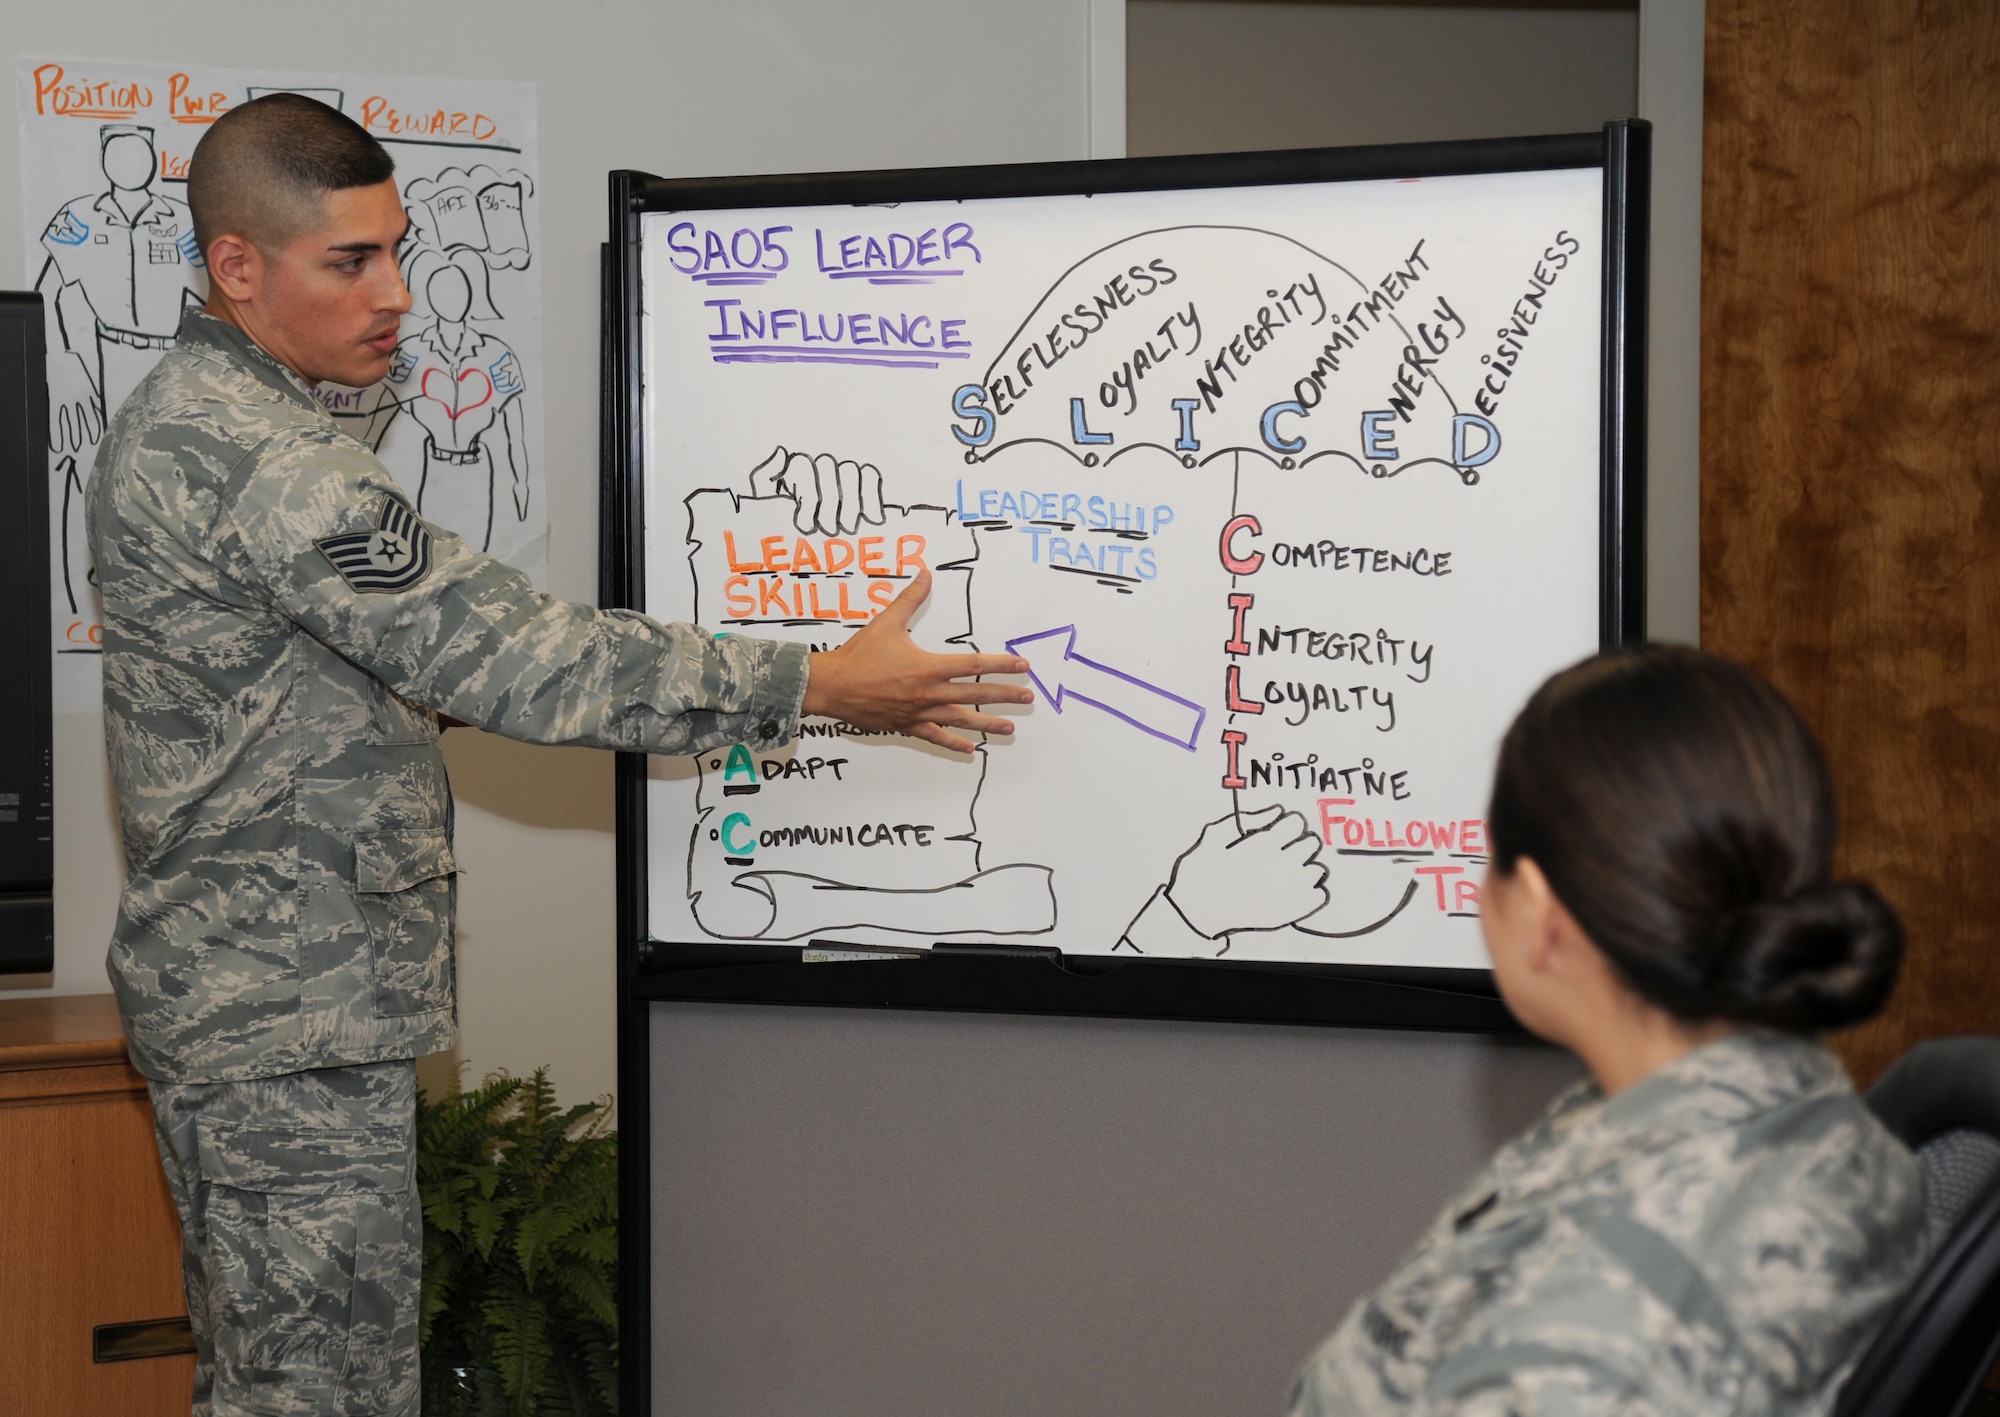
[0, 0, 1123, 1107]
[1128, 1, 1640, 154]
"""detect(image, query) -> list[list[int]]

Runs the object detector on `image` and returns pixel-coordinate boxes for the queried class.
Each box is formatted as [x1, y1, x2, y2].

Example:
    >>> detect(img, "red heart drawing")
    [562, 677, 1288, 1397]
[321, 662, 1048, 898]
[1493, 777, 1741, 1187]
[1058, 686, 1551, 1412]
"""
[420, 366, 494, 421]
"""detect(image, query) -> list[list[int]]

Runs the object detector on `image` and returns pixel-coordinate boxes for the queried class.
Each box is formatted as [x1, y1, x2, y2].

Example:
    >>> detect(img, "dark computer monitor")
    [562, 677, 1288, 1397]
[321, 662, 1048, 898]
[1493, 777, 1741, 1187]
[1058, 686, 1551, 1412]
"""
[0, 293, 54, 973]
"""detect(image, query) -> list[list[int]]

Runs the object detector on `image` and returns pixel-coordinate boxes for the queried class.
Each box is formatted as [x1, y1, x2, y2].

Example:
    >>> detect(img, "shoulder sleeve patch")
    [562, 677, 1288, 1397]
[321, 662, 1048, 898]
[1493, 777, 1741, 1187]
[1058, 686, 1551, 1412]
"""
[316, 495, 434, 593]
[44, 208, 88, 247]
[488, 348, 523, 397]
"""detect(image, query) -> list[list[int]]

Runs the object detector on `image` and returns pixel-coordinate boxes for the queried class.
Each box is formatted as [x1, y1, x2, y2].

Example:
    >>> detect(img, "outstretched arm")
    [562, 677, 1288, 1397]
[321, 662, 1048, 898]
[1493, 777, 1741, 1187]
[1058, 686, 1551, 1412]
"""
[203, 430, 1026, 759]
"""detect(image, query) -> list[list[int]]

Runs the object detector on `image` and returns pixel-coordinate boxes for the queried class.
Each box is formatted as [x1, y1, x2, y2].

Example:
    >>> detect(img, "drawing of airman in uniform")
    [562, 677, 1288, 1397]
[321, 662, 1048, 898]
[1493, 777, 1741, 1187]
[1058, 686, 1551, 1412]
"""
[37, 123, 207, 620]
[36, 123, 206, 425]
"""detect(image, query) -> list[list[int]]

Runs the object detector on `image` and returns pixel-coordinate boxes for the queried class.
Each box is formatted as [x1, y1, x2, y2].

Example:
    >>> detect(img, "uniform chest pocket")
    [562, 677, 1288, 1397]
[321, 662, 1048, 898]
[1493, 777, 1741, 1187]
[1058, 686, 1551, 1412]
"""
[353, 829, 458, 1017]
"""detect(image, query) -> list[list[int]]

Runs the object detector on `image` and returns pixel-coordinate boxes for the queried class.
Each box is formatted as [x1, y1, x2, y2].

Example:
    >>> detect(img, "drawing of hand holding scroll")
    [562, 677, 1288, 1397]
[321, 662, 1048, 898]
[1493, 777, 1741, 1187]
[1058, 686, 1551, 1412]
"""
[1118, 806, 1416, 958]
[683, 446, 1054, 942]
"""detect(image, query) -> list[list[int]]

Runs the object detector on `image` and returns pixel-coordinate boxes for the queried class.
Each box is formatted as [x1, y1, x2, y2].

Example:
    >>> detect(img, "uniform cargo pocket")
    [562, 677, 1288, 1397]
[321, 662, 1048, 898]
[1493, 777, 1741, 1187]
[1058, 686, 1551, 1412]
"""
[194, 1118, 412, 1414]
[353, 829, 458, 1017]
[195, 1119, 411, 1195]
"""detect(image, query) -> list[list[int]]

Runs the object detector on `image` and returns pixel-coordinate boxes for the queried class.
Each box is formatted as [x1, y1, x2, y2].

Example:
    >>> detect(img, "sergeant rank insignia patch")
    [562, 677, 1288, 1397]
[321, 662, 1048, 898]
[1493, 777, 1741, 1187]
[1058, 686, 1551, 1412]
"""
[316, 497, 433, 593]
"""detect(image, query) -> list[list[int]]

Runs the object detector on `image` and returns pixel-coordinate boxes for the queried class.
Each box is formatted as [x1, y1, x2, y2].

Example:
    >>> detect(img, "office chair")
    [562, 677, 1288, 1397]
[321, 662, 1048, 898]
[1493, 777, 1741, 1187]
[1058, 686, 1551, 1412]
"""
[1835, 1037, 2000, 1417]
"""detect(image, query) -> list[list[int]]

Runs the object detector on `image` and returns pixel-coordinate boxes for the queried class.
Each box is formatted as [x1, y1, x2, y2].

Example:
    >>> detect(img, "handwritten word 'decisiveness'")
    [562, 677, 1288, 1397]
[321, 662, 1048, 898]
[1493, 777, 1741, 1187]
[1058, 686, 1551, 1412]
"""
[1476, 231, 1582, 418]
[358, 97, 500, 143]
[716, 531, 927, 625]
[705, 300, 970, 370]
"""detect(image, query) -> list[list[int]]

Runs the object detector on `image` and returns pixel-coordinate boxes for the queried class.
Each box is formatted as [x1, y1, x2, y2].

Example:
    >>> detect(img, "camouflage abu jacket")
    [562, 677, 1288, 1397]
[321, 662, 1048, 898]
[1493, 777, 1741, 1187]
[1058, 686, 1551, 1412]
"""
[1286, 1030, 1926, 1417]
[88, 309, 808, 1083]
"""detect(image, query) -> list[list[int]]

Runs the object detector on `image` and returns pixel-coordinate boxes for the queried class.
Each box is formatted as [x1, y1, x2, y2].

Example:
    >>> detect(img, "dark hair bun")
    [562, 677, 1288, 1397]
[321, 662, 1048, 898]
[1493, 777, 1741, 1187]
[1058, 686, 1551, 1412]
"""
[1707, 882, 1904, 1030]
[1490, 648, 1907, 1032]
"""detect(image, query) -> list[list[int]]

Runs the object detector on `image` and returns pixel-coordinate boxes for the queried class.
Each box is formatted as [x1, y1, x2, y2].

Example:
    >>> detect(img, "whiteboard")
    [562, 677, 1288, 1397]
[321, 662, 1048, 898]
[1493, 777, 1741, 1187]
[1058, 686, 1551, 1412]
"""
[618, 134, 1642, 989]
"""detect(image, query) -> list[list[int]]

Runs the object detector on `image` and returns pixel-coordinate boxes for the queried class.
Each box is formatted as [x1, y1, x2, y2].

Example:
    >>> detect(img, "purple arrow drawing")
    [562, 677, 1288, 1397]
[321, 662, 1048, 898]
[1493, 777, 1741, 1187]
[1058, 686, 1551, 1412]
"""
[1003, 625, 1207, 752]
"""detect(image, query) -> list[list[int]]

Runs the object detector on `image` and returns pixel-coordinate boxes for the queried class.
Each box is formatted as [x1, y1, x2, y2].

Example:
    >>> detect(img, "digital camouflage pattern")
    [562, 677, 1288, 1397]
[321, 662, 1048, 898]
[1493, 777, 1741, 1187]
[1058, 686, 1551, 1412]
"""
[1286, 1030, 1928, 1417]
[89, 309, 810, 1083]
[149, 1060, 420, 1417]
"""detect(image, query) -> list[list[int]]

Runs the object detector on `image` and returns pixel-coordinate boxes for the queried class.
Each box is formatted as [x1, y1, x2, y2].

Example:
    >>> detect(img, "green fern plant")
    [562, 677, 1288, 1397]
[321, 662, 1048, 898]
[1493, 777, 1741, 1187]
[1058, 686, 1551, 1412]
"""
[417, 1068, 619, 1416]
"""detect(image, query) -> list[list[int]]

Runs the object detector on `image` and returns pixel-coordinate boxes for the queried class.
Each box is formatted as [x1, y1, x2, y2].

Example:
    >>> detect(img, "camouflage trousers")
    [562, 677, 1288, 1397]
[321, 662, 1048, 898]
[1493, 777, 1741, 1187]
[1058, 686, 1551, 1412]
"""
[147, 1060, 421, 1416]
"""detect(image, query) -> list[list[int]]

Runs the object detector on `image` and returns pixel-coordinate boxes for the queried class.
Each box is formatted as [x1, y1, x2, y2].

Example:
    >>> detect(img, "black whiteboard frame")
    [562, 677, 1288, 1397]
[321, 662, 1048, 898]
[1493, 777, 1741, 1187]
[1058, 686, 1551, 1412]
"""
[607, 124, 1647, 1408]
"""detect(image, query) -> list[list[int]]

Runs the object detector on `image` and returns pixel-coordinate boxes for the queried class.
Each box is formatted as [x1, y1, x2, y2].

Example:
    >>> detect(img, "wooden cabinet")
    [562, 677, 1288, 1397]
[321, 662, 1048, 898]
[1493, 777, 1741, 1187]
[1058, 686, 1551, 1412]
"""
[0, 994, 194, 1412]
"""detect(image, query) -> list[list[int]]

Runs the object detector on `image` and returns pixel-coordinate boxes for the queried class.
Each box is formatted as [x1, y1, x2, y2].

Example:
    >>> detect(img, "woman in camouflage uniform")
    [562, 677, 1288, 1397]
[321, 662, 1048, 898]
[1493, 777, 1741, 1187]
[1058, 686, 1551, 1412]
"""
[1288, 647, 1927, 1417]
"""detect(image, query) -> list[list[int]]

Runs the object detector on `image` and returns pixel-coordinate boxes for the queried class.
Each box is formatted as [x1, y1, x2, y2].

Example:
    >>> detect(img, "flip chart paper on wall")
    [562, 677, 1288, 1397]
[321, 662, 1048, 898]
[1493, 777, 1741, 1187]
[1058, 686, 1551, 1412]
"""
[610, 129, 1647, 1011]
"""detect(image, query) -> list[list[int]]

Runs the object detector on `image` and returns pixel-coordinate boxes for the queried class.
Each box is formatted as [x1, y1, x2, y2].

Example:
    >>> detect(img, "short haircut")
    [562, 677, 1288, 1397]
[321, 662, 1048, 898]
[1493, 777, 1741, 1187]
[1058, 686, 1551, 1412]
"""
[188, 93, 395, 255]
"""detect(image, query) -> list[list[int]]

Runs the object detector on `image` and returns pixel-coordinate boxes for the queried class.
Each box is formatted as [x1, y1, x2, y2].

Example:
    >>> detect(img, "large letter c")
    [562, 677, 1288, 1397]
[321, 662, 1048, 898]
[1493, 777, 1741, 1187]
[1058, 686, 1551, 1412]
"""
[1220, 514, 1264, 575]
[721, 812, 756, 857]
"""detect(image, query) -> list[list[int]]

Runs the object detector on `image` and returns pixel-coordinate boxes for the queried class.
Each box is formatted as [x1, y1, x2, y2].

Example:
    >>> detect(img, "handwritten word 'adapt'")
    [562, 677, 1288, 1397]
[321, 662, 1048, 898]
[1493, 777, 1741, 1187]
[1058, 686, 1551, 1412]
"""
[705, 744, 851, 797]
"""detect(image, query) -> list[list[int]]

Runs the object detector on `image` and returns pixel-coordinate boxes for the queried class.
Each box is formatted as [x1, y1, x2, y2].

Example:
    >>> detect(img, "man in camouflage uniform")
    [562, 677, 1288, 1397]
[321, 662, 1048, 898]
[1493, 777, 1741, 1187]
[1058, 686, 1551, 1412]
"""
[88, 93, 1029, 1416]
[1284, 1029, 1927, 1416]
